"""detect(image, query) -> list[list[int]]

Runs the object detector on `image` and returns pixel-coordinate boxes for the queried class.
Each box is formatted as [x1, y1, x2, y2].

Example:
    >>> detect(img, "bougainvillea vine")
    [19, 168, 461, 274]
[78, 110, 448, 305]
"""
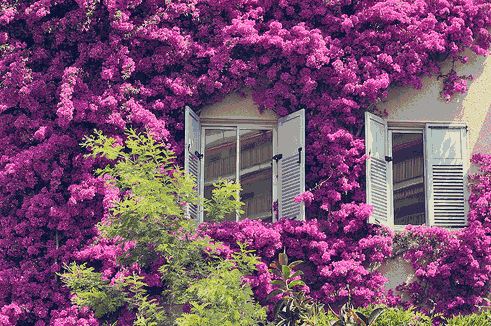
[0, 0, 490, 323]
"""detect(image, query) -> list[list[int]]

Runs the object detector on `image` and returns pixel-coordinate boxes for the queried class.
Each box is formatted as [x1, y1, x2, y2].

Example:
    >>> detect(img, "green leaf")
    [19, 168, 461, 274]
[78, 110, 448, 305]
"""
[289, 260, 303, 269]
[287, 280, 305, 289]
[281, 265, 291, 278]
[289, 270, 304, 279]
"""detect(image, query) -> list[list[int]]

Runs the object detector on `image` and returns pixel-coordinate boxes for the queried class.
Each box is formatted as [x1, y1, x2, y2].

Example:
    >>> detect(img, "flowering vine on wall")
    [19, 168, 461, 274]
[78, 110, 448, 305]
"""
[0, 0, 490, 324]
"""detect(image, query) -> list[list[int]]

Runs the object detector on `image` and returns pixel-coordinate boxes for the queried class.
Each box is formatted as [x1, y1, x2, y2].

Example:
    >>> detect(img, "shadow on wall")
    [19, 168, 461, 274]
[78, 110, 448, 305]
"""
[473, 104, 491, 154]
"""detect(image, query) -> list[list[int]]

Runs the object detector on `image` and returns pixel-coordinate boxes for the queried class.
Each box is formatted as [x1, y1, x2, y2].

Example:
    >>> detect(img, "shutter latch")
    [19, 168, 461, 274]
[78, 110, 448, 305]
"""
[385, 156, 393, 162]
[195, 151, 204, 160]
[272, 154, 283, 162]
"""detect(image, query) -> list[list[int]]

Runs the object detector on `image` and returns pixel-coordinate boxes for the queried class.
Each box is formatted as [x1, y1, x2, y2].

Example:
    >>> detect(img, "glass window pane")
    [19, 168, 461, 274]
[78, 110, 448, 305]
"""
[392, 133, 426, 225]
[204, 129, 237, 221]
[239, 129, 273, 222]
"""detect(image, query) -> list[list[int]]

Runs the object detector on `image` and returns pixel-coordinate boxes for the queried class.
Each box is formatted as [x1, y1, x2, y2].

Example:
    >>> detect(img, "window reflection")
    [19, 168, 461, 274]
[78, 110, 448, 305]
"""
[392, 133, 426, 225]
[203, 129, 237, 221]
[239, 130, 273, 222]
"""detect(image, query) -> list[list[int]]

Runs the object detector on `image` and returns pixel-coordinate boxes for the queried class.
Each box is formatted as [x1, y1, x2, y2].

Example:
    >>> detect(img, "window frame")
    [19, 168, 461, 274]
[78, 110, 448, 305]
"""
[385, 120, 468, 229]
[199, 120, 278, 222]
[387, 126, 428, 230]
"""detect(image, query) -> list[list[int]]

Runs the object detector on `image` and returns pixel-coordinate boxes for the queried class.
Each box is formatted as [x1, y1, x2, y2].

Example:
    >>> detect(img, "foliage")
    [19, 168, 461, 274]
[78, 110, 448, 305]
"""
[122, 274, 167, 326]
[328, 300, 384, 326]
[445, 310, 491, 325]
[59, 262, 125, 318]
[157, 233, 217, 304]
[61, 130, 255, 324]
[60, 263, 166, 324]
[358, 306, 432, 326]
[204, 179, 244, 221]
[269, 252, 308, 325]
[82, 129, 241, 303]
[176, 246, 267, 326]
[82, 129, 197, 239]
[1, 0, 491, 323]
[267, 252, 335, 326]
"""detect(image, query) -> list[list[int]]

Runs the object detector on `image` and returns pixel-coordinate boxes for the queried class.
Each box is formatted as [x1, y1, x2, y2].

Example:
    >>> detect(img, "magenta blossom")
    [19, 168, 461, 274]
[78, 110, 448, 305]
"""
[294, 191, 314, 205]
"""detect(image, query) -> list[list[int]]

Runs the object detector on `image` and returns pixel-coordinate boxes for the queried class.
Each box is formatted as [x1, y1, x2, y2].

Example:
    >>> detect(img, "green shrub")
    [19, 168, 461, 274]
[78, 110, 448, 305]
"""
[268, 252, 337, 326]
[445, 310, 491, 325]
[61, 129, 262, 324]
[60, 262, 126, 318]
[176, 246, 267, 326]
[357, 306, 431, 326]
[60, 263, 166, 324]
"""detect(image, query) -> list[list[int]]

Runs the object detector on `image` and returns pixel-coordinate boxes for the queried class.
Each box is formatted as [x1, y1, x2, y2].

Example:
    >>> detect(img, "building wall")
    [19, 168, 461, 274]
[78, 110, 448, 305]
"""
[199, 90, 278, 122]
[379, 51, 491, 155]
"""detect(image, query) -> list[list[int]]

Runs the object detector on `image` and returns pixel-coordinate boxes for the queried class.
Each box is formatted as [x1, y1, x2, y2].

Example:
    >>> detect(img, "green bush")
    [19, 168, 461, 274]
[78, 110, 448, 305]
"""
[61, 129, 263, 325]
[176, 245, 267, 326]
[363, 306, 432, 326]
[60, 262, 126, 319]
[445, 310, 491, 325]
[376, 307, 431, 326]
[60, 263, 166, 324]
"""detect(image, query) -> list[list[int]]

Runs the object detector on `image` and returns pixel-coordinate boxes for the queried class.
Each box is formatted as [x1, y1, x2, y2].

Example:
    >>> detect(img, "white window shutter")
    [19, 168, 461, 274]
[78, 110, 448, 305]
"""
[277, 109, 305, 220]
[184, 106, 202, 221]
[365, 112, 392, 227]
[425, 124, 468, 228]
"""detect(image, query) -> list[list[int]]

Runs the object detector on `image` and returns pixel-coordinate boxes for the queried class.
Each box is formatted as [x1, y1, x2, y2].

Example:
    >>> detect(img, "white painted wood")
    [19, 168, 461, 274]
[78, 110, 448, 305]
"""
[365, 112, 392, 227]
[184, 106, 202, 221]
[425, 124, 468, 228]
[277, 109, 305, 220]
[272, 127, 278, 222]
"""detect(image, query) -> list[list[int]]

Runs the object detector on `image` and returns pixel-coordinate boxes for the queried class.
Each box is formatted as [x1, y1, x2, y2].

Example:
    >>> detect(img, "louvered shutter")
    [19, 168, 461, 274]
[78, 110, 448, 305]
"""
[365, 112, 392, 226]
[277, 109, 305, 220]
[184, 106, 202, 221]
[425, 124, 468, 228]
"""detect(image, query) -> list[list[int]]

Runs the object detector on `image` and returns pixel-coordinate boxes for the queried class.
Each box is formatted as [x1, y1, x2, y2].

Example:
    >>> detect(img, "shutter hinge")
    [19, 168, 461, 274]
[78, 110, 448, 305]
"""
[272, 154, 283, 162]
[385, 156, 393, 162]
[297, 147, 302, 164]
[195, 151, 203, 160]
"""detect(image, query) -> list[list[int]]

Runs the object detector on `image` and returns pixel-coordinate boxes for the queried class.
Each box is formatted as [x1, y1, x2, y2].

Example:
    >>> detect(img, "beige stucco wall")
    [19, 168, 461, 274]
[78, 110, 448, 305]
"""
[199, 90, 278, 122]
[376, 256, 416, 293]
[378, 51, 491, 155]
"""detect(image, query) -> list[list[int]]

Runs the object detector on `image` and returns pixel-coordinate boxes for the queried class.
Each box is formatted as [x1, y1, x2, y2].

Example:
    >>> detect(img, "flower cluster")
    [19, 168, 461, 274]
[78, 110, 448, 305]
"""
[49, 306, 98, 326]
[394, 155, 491, 316]
[0, 0, 490, 323]
[202, 217, 393, 307]
[294, 191, 314, 206]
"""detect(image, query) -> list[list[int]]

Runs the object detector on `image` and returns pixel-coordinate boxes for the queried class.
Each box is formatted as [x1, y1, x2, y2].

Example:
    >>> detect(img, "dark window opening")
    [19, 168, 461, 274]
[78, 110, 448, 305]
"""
[392, 133, 426, 226]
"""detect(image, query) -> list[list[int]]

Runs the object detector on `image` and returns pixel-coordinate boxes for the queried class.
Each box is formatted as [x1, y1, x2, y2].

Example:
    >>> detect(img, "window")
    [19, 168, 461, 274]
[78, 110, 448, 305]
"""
[365, 112, 468, 228]
[184, 107, 306, 223]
